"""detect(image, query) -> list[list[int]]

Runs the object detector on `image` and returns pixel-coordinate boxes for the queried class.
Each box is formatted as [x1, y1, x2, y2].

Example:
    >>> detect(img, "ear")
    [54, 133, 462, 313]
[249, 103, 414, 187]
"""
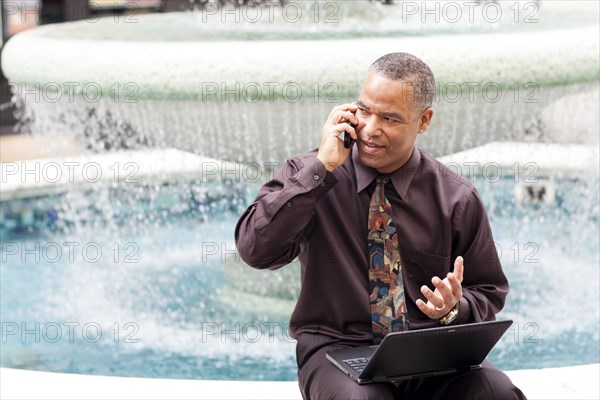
[418, 108, 434, 133]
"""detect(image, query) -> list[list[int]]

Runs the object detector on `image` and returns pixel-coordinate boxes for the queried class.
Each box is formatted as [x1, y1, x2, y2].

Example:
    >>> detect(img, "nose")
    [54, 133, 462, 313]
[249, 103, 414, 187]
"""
[358, 114, 382, 140]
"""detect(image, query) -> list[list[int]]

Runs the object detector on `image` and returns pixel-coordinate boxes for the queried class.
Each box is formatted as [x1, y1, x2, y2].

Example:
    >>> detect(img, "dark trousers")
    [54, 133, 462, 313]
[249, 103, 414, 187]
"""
[297, 333, 527, 400]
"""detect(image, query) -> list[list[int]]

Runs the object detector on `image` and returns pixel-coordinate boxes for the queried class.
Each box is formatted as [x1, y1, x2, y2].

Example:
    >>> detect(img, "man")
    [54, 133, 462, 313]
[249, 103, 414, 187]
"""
[235, 53, 526, 399]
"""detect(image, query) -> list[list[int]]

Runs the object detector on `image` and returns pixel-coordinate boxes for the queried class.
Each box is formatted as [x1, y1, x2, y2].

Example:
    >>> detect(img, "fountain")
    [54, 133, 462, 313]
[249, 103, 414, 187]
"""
[2, 1, 599, 162]
[0, 0, 598, 393]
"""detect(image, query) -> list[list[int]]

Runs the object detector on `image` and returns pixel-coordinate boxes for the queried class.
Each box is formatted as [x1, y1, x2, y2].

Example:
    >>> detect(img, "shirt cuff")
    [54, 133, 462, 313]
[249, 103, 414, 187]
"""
[294, 155, 338, 200]
[452, 297, 471, 325]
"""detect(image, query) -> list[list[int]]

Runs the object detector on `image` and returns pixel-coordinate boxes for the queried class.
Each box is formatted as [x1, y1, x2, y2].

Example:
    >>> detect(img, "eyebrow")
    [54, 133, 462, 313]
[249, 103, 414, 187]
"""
[356, 100, 407, 123]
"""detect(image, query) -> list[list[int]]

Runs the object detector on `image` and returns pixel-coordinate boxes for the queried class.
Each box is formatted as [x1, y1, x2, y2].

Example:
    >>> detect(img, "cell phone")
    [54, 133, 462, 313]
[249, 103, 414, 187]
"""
[344, 115, 357, 149]
[343, 92, 361, 148]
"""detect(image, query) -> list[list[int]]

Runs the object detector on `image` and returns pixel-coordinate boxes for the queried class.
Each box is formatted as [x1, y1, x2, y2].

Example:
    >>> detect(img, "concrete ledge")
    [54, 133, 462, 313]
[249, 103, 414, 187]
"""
[506, 364, 600, 400]
[2, 142, 597, 202]
[1, 364, 598, 400]
[0, 148, 238, 201]
[437, 141, 599, 178]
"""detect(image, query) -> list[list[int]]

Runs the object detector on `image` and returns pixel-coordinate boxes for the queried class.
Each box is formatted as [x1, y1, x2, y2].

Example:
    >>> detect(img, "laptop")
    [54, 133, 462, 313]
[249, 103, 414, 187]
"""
[326, 319, 512, 385]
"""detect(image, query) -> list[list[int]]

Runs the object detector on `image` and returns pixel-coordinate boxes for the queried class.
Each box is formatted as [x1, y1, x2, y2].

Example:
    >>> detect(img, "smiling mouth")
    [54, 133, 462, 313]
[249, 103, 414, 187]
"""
[360, 141, 384, 153]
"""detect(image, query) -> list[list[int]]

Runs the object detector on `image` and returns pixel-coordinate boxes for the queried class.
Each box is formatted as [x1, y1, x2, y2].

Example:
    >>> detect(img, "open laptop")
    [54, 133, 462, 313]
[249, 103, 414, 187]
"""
[326, 319, 512, 385]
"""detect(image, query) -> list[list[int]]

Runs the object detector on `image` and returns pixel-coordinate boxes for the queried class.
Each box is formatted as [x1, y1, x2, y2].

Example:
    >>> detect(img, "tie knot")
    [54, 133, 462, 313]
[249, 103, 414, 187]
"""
[376, 176, 390, 186]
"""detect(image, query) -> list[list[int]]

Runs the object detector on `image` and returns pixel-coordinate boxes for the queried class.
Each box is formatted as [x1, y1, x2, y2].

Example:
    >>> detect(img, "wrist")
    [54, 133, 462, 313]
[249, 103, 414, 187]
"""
[439, 302, 459, 325]
[316, 155, 337, 173]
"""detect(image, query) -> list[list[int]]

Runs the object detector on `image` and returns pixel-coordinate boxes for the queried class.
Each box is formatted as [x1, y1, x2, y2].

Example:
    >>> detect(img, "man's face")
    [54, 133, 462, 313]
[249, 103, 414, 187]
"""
[355, 71, 433, 173]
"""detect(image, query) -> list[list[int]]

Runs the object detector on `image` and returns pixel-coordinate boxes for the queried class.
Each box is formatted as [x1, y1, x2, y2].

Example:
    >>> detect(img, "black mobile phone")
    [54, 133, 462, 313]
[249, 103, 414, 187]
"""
[344, 115, 357, 149]
[344, 92, 360, 148]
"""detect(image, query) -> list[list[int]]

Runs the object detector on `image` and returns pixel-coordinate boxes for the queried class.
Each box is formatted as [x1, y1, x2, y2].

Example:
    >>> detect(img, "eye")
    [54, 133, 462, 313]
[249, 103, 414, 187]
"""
[383, 117, 400, 124]
[357, 107, 370, 116]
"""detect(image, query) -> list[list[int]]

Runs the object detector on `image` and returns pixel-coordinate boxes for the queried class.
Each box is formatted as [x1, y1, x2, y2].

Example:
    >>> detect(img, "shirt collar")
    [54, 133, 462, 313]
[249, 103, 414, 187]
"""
[352, 145, 422, 199]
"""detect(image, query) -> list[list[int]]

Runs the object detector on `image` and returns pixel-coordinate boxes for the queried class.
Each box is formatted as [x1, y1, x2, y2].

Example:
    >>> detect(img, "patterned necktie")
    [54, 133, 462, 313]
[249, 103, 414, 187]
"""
[368, 176, 408, 344]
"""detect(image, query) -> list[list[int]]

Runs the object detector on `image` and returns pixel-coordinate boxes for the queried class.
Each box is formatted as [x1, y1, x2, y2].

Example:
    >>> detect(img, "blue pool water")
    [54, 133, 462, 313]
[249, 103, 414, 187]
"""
[1, 174, 598, 379]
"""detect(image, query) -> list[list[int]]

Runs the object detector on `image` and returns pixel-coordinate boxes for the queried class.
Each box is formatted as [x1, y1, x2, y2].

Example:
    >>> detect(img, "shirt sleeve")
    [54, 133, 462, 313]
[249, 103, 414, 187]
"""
[235, 152, 338, 270]
[450, 187, 508, 325]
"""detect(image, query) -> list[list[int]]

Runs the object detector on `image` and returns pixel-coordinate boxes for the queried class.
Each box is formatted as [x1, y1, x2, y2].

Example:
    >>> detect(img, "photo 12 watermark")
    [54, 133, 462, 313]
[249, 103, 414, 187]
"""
[199, 81, 340, 103]
[1, 160, 140, 185]
[1, 1, 541, 28]
[494, 241, 540, 264]
[9, 82, 140, 104]
[193, 239, 540, 266]
[507, 321, 540, 344]
[199, 321, 295, 344]
[197, 1, 341, 24]
[431, 81, 539, 105]
[1, 241, 140, 264]
[1, 321, 140, 344]
[7, 79, 540, 106]
[442, 161, 540, 184]
[2, 0, 153, 25]
[197, 160, 281, 183]
[397, 1, 540, 24]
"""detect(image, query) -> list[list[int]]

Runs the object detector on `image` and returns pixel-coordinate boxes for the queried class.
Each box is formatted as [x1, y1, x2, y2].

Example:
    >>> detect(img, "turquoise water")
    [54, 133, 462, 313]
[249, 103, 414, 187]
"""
[1, 175, 598, 379]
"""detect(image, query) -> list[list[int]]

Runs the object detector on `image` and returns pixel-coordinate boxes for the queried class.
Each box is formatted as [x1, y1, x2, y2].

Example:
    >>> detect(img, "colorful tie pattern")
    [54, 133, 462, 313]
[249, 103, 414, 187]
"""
[368, 176, 408, 344]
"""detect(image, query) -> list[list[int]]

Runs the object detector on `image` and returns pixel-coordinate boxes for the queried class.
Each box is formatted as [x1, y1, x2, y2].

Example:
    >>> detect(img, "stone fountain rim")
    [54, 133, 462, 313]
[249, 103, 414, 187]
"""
[1, 22, 598, 100]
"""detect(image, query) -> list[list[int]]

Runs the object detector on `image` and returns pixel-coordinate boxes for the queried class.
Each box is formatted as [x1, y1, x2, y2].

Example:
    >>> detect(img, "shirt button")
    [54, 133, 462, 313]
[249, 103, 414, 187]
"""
[320, 182, 325, 187]
[313, 174, 320, 181]
[287, 202, 292, 207]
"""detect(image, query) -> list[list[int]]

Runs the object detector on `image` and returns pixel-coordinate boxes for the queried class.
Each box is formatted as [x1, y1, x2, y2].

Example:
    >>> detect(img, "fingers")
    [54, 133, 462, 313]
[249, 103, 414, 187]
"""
[447, 273, 462, 299]
[328, 103, 359, 134]
[415, 293, 446, 319]
[335, 110, 359, 126]
[416, 257, 465, 320]
[317, 104, 359, 172]
[415, 298, 436, 318]
[454, 256, 464, 282]
[445, 256, 463, 299]
[328, 104, 358, 125]
[335, 121, 358, 141]
[420, 279, 445, 307]
[330, 102, 358, 115]
[418, 284, 445, 319]
[432, 276, 453, 305]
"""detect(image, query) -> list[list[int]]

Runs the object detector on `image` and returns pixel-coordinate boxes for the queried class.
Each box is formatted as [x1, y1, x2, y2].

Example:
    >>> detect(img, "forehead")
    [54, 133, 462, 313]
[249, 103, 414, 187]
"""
[359, 71, 416, 112]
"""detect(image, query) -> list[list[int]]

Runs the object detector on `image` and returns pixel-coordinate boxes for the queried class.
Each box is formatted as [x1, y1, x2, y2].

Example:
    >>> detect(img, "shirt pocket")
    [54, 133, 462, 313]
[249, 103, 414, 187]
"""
[406, 250, 451, 288]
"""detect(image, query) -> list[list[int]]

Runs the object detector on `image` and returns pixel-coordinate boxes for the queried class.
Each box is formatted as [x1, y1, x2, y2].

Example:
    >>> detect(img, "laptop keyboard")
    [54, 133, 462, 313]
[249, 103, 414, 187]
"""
[343, 357, 369, 374]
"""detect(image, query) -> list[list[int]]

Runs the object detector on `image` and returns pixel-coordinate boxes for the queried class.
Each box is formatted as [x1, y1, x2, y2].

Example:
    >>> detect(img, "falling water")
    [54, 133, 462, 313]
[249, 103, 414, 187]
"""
[1, 0, 599, 379]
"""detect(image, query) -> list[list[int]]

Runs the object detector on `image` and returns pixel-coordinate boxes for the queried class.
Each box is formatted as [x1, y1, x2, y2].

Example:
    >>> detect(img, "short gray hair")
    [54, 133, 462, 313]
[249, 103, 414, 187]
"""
[368, 52, 435, 113]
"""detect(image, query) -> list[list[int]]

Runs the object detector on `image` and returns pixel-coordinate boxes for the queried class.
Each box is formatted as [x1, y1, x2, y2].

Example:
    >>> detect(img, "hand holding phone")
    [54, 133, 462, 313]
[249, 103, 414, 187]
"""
[317, 96, 360, 173]
[344, 115, 357, 149]
[343, 93, 360, 148]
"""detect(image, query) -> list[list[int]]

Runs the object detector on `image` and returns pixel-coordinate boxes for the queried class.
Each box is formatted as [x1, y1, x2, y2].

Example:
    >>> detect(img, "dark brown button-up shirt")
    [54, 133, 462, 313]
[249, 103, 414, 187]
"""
[235, 146, 508, 342]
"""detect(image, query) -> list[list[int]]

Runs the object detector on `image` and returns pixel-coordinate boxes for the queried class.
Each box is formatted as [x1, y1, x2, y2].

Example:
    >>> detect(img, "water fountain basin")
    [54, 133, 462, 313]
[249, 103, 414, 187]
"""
[2, 17, 598, 100]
